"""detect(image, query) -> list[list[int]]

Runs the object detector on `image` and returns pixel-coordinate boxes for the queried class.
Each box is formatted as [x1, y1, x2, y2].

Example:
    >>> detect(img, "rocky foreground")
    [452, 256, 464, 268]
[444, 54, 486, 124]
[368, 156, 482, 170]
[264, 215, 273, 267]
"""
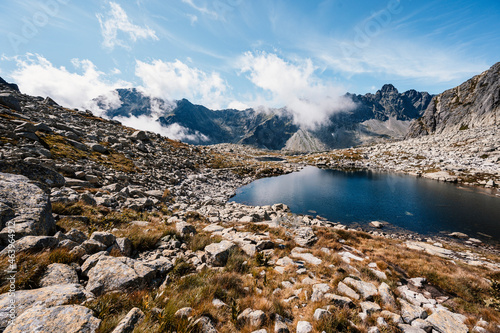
[0, 78, 500, 333]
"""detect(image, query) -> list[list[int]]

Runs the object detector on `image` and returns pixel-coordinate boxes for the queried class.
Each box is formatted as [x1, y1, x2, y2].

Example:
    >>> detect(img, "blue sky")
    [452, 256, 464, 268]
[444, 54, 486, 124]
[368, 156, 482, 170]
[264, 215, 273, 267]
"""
[0, 0, 499, 114]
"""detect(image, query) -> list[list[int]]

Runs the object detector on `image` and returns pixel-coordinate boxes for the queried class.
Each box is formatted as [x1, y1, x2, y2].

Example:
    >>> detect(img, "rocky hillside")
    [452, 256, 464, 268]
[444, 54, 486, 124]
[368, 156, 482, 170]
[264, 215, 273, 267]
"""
[94, 85, 431, 151]
[0, 77, 499, 333]
[407, 62, 500, 138]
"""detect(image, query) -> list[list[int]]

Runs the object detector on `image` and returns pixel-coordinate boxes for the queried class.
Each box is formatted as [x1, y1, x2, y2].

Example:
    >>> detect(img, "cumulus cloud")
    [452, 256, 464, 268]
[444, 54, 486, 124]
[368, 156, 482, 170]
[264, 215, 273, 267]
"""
[114, 115, 209, 143]
[135, 59, 228, 109]
[239, 52, 355, 129]
[9, 53, 130, 111]
[97, 2, 158, 50]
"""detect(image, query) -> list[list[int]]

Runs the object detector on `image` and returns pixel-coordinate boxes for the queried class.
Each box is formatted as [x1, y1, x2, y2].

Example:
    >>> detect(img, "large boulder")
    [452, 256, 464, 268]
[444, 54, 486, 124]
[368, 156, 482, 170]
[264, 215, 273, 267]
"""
[0, 173, 56, 245]
[0, 236, 58, 256]
[294, 227, 317, 247]
[343, 277, 377, 300]
[0, 161, 65, 190]
[0, 284, 89, 331]
[40, 263, 79, 287]
[85, 256, 157, 296]
[0, 93, 21, 112]
[4, 305, 100, 333]
[204, 240, 237, 267]
[426, 309, 468, 333]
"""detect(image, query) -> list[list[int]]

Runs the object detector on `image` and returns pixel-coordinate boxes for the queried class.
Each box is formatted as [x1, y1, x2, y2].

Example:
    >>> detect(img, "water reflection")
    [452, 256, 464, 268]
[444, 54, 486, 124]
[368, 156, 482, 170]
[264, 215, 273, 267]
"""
[230, 166, 500, 240]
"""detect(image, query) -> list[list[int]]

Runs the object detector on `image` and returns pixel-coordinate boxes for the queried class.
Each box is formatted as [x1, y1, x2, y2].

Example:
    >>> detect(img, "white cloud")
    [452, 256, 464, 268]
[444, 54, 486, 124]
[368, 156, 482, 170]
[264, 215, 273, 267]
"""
[135, 59, 228, 109]
[239, 52, 355, 129]
[182, 0, 218, 20]
[114, 115, 209, 142]
[9, 53, 130, 110]
[187, 14, 198, 25]
[96, 2, 158, 50]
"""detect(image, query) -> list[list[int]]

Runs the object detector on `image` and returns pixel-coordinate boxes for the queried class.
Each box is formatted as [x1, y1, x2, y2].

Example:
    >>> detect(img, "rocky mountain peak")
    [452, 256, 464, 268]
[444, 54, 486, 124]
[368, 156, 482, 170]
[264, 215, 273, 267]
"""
[0, 76, 20, 92]
[379, 83, 399, 95]
[406, 61, 500, 138]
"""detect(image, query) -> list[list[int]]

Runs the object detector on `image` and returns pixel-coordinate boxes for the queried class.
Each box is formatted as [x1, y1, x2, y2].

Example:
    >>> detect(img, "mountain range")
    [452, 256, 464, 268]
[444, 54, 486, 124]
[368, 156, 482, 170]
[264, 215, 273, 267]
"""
[93, 84, 433, 151]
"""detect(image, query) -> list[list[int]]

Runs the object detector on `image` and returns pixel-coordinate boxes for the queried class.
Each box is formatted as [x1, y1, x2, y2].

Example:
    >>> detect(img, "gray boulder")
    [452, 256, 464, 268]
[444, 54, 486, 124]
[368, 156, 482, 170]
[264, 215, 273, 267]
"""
[0, 236, 58, 256]
[296, 321, 313, 333]
[85, 256, 157, 296]
[237, 308, 266, 327]
[89, 231, 116, 247]
[343, 277, 377, 300]
[294, 227, 317, 247]
[176, 222, 197, 236]
[0, 284, 89, 331]
[204, 240, 237, 266]
[40, 263, 79, 287]
[111, 307, 145, 333]
[399, 299, 427, 324]
[0, 173, 56, 245]
[4, 305, 100, 333]
[0, 93, 21, 112]
[426, 309, 468, 333]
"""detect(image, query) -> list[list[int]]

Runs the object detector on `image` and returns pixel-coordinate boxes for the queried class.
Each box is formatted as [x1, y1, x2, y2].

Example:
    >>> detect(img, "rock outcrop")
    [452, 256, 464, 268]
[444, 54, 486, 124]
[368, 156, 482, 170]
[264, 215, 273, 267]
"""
[407, 62, 500, 137]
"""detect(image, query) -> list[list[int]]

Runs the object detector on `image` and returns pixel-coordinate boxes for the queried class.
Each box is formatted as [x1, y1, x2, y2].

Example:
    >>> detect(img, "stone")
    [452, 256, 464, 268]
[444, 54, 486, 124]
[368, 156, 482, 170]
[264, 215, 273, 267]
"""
[378, 282, 396, 308]
[294, 227, 317, 247]
[193, 316, 217, 333]
[325, 294, 354, 308]
[212, 298, 227, 308]
[397, 324, 427, 333]
[0, 93, 21, 111]
[130, 130, 148, 141]
[91, 143, 108, 153]
[111, 307, 145, 333]
[65, 229, 88, 243]
[343, 277, 377, 300]
[0, 235, 58, 256]
[448, 232, 468, 239]
[370, 221, 383, 228]
[174, 307, 193, 319]
[115, 237, 133, 256]
[290, 248, 322, 265]
[0, 173, 56, 245]
[4, 305, 100, 333]
[0, 284, 89, 330]
[370, 268, 387, 280]
[89, 231, 116, 247]
[81, 251, 108, 276]
[399, 299, 427, 324]
[58, 239, 79, 250]
[337, 282, 360, 300]
[360, 301, 381, 315]
[274, 314, 290, 333]
[311, 283, 331, 302]
[367, 327, 380, 333]
[81, 239, 108, 254]
[411, 318, 432, 332]
[85, 256, 157, 296]
[204, 240, 237, 266]
[313, 308, 331, 321]
[426, 309, 468, 333]
[40, 263, 79, 287]
[176, 222, 197, 236]
[296, 321, 313, 333]
[237, 308, 266, 327]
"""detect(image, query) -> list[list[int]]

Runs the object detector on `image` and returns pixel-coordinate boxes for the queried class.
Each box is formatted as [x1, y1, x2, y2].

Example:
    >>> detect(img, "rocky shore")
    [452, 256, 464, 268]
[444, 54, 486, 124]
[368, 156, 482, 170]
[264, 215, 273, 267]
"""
[0, 78, 500, 332]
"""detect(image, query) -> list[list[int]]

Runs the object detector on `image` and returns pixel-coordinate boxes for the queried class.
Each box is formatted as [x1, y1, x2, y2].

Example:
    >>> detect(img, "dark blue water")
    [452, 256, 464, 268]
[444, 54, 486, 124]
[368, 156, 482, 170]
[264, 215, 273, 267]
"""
[230, 166, 500, 240]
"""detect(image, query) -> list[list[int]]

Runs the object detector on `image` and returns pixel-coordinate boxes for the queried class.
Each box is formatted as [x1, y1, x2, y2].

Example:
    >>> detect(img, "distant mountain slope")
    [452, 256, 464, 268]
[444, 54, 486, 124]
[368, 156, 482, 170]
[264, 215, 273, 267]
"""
[93, 84, 432, 151]
[407, 62, 500, 138]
